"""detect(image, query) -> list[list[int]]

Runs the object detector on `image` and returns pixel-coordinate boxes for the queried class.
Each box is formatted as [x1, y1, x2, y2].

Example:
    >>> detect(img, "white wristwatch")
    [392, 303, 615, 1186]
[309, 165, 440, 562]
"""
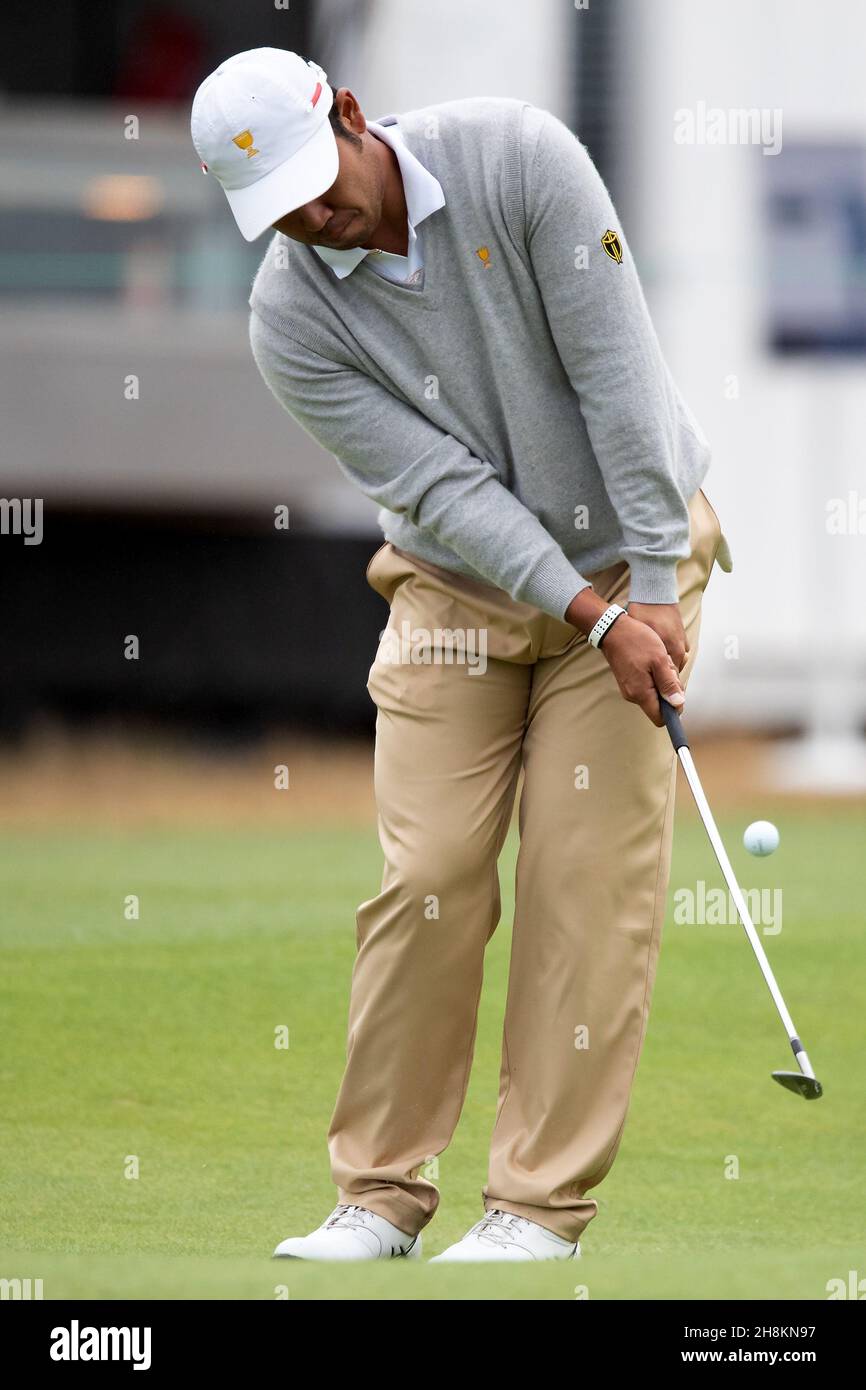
[588, 603, 627, 649]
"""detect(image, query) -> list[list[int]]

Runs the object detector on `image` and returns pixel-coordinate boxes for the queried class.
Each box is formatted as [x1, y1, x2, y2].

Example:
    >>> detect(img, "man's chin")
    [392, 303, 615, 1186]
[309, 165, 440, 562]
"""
[319, 219, 375, 251]
[338, 234, 372, 251]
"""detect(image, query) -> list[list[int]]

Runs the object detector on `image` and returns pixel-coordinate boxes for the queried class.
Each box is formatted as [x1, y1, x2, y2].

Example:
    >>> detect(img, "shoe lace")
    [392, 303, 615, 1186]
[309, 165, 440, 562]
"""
[325, 1204, 371, 1231]
[473, 1210, 530, 1245]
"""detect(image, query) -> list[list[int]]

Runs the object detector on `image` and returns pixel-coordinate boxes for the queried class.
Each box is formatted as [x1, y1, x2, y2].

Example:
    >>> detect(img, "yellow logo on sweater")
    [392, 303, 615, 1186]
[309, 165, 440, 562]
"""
[476, 246, 492, 268]
[232, 130, 260, 159]
[601, 229, 624, 263]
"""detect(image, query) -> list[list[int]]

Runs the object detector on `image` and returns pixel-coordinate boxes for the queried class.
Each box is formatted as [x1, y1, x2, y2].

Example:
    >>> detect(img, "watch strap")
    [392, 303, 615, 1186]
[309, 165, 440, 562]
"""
[588, 603, 627, 649]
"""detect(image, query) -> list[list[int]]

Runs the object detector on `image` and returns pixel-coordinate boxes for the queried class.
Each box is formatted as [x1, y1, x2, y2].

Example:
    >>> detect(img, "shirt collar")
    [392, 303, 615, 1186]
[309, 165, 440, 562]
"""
[312, 115, 445, 280]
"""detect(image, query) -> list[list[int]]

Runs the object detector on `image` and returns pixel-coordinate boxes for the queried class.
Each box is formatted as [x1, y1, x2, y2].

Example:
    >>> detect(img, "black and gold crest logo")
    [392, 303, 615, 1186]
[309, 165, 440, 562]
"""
[601, 229, 624, 264]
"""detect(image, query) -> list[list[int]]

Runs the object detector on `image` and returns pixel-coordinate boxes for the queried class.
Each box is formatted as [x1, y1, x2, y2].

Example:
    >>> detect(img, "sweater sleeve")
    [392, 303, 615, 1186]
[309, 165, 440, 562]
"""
[248, 309, 592, 619]
[521, 106, 701, 604]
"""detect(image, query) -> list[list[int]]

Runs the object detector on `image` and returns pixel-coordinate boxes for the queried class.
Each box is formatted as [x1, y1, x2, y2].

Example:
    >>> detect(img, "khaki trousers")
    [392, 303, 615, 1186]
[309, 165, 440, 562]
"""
[328, 488, 725, 1243]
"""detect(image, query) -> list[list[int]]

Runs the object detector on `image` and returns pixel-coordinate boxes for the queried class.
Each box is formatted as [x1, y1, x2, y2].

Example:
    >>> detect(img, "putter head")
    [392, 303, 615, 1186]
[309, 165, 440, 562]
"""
[772, 1070, 823, 1100]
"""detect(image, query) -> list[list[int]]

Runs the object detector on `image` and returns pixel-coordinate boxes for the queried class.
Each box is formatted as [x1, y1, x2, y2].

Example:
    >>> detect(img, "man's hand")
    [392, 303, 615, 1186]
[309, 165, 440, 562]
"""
[626, 602, 689, 671]
[564, 590, 686, 727]
[599, 614, 683, 727]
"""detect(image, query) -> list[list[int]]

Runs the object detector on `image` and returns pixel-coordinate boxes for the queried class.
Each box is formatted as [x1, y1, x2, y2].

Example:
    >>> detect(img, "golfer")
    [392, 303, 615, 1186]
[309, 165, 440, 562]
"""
[191, 48, 731, 1262]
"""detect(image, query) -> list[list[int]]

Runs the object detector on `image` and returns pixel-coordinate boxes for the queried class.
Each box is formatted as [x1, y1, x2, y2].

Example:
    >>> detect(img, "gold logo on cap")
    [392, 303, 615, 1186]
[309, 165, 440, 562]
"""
[601, 229, 624, 263]
[232, 130, 260, 159]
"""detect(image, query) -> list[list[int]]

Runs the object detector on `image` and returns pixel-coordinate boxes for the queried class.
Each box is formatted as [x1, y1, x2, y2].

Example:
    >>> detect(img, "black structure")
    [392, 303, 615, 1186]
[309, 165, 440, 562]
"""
[2, 1, 310, 101]
[0, 509, 386, 738]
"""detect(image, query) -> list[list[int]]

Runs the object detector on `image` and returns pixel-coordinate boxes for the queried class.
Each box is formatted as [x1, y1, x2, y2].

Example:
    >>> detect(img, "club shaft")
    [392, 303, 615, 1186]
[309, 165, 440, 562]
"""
[675, 746, 816, 1081]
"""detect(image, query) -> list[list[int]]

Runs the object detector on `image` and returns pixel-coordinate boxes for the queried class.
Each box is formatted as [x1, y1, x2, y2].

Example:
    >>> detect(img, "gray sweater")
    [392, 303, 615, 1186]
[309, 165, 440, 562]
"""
[248, 97, 712, 618]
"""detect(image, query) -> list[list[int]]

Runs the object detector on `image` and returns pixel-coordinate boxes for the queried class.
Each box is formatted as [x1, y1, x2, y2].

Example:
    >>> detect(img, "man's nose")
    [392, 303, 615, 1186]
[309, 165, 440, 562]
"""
[299, 200, 333, 235]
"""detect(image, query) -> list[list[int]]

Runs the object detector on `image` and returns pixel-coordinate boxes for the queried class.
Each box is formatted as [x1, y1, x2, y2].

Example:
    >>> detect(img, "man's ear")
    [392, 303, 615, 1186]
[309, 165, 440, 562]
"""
[335, 87, 367, 137]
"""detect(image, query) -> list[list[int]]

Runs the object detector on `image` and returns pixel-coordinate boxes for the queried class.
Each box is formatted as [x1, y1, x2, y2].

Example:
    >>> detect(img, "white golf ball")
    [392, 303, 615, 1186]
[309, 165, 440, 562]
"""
[743, 820, 780, 856]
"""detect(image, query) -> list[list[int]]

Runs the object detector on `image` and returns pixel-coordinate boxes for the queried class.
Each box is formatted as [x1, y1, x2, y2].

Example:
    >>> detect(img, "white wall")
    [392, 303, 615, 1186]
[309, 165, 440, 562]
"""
[622, 0, 866, 730]
[313, 0, 574, 123]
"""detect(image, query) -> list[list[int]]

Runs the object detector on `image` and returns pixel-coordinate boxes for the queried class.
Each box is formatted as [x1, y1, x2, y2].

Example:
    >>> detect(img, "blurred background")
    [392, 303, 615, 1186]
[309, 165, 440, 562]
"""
[1, 0, 865, 819]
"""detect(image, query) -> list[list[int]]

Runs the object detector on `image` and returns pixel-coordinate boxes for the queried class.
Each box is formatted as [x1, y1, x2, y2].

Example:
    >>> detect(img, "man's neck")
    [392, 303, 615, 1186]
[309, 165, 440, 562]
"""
[363, 132, 409, 256]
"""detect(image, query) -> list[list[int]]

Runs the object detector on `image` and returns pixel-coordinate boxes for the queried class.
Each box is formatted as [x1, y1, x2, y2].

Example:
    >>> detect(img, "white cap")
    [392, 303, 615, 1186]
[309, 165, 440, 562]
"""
[190, 48, 337, 241]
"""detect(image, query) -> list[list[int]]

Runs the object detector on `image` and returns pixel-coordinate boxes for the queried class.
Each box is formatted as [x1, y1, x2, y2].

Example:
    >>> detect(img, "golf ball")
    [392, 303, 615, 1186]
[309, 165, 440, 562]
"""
[743, 820, 780, 856]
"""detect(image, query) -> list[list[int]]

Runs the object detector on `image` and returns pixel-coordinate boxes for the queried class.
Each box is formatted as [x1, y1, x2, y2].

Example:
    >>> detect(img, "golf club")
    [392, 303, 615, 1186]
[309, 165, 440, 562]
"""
[659, 693, 823, 1100]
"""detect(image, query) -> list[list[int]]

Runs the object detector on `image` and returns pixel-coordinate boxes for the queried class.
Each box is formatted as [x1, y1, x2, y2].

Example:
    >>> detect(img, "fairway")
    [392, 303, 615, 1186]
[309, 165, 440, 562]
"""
[1, 803, 863, 1300]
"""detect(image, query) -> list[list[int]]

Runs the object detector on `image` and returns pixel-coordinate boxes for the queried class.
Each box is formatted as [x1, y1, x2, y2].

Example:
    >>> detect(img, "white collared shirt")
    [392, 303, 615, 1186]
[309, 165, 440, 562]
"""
[313, 116, 445, 285]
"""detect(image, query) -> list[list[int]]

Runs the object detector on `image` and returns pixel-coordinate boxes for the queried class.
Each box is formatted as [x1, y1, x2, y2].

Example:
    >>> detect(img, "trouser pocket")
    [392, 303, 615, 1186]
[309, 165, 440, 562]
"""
[698, 488, 733, 573]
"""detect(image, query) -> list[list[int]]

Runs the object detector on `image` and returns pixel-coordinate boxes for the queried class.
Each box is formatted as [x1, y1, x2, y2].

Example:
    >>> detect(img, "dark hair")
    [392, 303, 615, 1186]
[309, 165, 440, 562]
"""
[300, 55, 363, 148]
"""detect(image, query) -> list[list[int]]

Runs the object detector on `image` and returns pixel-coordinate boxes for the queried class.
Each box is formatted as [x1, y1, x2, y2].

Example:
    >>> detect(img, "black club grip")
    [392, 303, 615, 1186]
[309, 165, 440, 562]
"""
[659, 695, 690, 751]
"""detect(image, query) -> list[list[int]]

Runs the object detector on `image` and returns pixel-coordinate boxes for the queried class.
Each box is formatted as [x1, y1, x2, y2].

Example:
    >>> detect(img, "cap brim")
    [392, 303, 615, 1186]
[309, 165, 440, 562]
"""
[225, 119, 340, 242]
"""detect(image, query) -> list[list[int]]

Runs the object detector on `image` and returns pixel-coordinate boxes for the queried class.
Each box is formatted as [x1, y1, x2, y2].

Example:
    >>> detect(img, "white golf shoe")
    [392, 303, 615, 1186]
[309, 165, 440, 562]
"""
[273, 1204, 422, 1261]
[429, 1209, 580, 1262]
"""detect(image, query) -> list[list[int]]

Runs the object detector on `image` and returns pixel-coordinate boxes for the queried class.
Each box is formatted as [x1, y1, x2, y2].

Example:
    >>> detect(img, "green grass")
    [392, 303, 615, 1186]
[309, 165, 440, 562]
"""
[0, 809, 863, 1300]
